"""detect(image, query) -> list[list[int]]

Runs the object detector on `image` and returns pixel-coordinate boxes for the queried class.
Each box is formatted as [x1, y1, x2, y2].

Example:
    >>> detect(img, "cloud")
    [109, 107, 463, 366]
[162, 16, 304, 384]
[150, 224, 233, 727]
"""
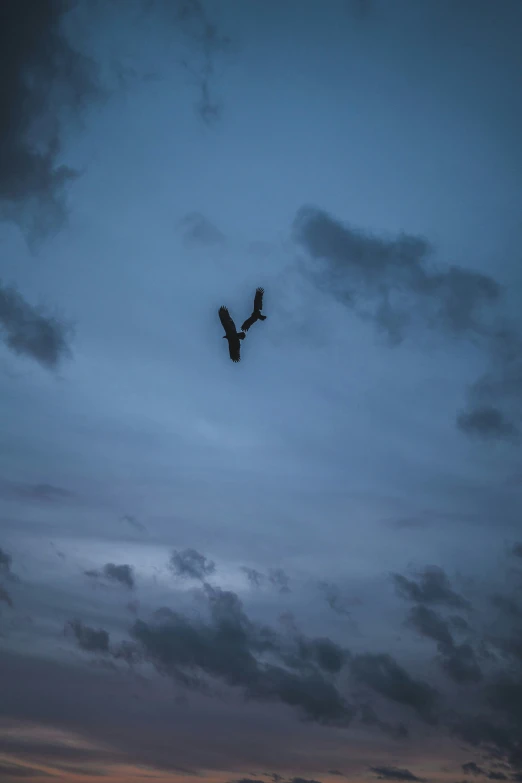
[392, 567, 470, 610]
[268, 568, 291, 594]
[173, 0, 234, 125]
[241, 567, 291, 594]
[0, 283, 73, 369]
[65, 619, 110, 654]
[0, 761, 53, 778]
[370, 767, 425, 782]
[350, 652, 438, 722]
[121, 514, 147, 534]
[129, 584, 355, 725]
[0, 478, 74, 504]
[358, 703, 408, 739]
[317, 581, 357, 616]
[242, 567, 266, 588]
[293, 206, 522, 439]
[169, 548, 216, 580]
[180, 212, 225, 245]
[102, 563, 135, 589]
[0, 547, 12, 574]
[512, 543, 522, 559]
[0, 0, 101, 242]
[293, 206, 500, 340]
[456, 406, 519, 440]
[0, 585, 13, 608]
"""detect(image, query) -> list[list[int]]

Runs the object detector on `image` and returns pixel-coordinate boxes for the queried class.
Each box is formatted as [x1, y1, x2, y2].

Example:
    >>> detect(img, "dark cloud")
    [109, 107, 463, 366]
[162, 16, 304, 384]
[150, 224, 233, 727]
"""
[317, 581, 355, 616]
[85, 563, 134, 589]
[328, 772, 345, 778]
[463, 764, 488, 776]
[293, 206, 500, 341]
[0, 585, 13, 608]
[65, 619, 110, 654]
[456, 406, 518, 440]
[290, 778, 324, 783]
[130, 584, 355, 726]
[393, 567, 470, 610]
[350, 652, 438, 722]
[293, 206, 522, 439]
[512, 544, 522, 559]
[358, 702, 409, 740]
[370, 767, 425, 782]
[169, 547, 216, 580]
[102, 563, 135, 589]
[0, 478, 74, 504]
[242, 567, 266, 588]
[121, 514, 147, 534]
[173, 0, 233, 125]
[240, 567, 291, 594]
[0, 0, 101, 242]
[0, 547, 12, 574]
[180, 212, 225, 245]
[268, 568, 291, 594]
[0, 283, 72, 369]
[405, 605, 482, 685]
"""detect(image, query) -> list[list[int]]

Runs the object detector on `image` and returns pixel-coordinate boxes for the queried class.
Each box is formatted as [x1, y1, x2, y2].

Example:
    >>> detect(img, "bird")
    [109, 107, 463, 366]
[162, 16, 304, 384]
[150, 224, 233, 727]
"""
[218, 306, 245, 363]
[241, 287, 267, 332]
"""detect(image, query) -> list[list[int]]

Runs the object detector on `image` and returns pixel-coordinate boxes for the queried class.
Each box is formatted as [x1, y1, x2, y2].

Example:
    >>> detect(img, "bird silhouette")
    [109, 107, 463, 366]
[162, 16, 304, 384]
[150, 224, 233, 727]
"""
[219, 306, 245, 362]
[241, 287, 266, 332]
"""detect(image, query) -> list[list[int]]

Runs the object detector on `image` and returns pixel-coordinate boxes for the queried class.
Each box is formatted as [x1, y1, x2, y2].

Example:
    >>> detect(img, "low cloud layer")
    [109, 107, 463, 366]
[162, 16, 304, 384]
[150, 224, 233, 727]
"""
[169, 548, 216, 580]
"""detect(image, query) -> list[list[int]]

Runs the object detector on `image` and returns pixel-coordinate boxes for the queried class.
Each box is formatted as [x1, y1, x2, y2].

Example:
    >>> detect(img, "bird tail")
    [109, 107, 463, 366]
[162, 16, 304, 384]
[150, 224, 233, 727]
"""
[258, 314, 267, 321]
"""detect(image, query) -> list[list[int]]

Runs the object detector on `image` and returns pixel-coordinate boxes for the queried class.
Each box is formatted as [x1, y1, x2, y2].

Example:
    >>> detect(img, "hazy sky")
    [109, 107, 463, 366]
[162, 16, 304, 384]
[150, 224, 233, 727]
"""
[1, 1, 522, 782]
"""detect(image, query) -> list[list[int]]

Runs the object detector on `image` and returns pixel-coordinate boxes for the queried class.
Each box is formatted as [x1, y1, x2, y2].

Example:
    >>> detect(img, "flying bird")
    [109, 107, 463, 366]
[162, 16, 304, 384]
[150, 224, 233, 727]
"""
[241, 287, 266, 332]
[219, 306, 245, 363]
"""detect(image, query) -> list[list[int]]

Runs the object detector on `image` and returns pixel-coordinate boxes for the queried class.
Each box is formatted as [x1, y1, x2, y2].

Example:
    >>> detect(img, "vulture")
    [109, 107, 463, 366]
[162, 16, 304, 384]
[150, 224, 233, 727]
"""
[241, 287, 266, 332]
[219, 306, 245, 363]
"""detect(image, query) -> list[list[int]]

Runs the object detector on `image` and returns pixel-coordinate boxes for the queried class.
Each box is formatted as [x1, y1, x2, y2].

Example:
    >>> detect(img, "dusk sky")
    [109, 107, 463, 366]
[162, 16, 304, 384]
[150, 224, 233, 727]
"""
[1, 1, 522, 782]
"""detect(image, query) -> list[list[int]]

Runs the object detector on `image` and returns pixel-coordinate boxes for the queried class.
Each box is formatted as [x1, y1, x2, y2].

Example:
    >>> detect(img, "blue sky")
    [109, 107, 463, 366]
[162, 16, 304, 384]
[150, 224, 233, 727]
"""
[1, 2, 522, 782]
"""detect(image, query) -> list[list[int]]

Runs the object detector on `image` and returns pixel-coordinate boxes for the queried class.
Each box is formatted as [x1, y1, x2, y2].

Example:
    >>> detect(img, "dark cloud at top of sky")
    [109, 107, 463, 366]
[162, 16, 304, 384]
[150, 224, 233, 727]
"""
[293, 206, 522, 439]
[173, 0, 234, 125]
[0, 282, 73, 369]
[65, 619, 110, 654]
[512, 543, 522, 559]
[0, 0, 101, 243]
[392, 567, 471, 611]
[180, 211, 226, 245]
[370, 766, 425, 782]
[169, 547, 216, 580]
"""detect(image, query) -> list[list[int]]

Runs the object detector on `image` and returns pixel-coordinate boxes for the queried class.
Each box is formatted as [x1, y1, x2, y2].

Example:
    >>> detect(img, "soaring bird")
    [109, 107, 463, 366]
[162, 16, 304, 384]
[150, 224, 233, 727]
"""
[219, 306, 245, 363]
[241, 287, 266, 332]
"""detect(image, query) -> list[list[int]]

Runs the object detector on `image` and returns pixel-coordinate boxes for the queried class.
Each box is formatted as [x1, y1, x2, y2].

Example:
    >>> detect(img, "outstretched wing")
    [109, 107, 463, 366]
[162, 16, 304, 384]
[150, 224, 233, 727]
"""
[228, 338, 241, 363]
[219, 306, 238, 338]
[254, 287, 264, 311]
[241, 313, 256, 332]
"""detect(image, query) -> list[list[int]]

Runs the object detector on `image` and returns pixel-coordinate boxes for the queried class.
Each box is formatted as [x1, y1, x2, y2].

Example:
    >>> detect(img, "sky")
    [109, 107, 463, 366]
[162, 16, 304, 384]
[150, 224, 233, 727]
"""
[1, 0, 522, 781]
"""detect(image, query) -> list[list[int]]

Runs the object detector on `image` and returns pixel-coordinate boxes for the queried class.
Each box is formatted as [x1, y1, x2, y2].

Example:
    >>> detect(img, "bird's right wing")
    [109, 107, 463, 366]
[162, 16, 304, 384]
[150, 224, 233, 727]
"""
[254, 287, 264, 311]
[219, 306, 237, 337]
[241, 314, 255, 332]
